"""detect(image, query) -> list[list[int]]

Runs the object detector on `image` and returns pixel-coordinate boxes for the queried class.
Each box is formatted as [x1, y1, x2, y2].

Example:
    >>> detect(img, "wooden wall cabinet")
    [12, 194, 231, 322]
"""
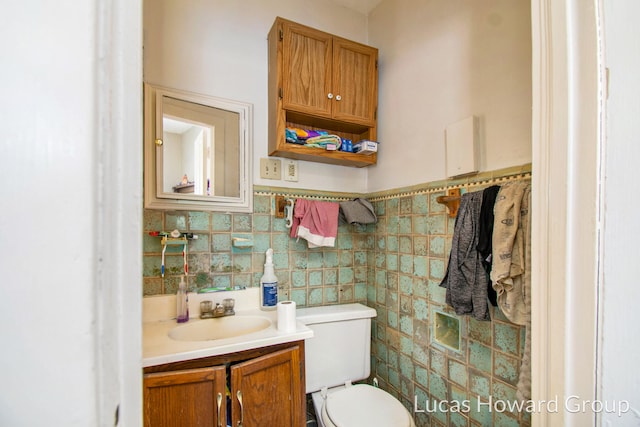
[143, 341, 306, 427]
[268, 17, 378, 167]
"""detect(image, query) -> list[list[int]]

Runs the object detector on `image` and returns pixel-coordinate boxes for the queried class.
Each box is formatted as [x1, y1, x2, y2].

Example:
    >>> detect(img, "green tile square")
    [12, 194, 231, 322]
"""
[412, 215, 427, 234]
[307, 251, 323, 269]
[291, 252, 307, 269]
[429, 258, 445, 280]
[354, 250, 367, 266]
[232, 254, 251, 272]
[211, 233, 231, 252]
[398, 216, 412, 234]
[415, 365, 428, 388]
[308, 288, 323, 305]
[469, 341, 492, 373]
[448, 359, 468, 388]
[252, 234, 271, 253]
[252, 194, 271, 213]
[291, 289, 307, 306]
[211, 213, 231, 231]
[337, 234, 353, 250]
[427, 215, 445, 234]
[428, 279, 447, 304]
[388, 310, 398, 328]
[211, 253, 232, 272]
[189, 234, 209, 252]
[291, 270, 307, 288]
[309, 270, 323, 286]
[384, 235, 396, 252]
[386, 253, 398, 271]
[323, 251, 339, 268]
[339, 251, 353, 267]
[469, 370, 490, 398]
[399, 235, 412, 254]
[165, 212, 188, 231]
[494, 352, 520, 385]
[399, 254, 413, 274]
[400, 314, 413, 335]
[468, 317, 492, 345]
[414, 256, 428, 277]
[494, 322, 521, 356]
[400, 336, 413, 357]
[232, 214, 252, 232]
[412, 194, 428, 214]
[414, 235, 428, 256]
[252, 214, 271, 232]
[188, 211, 210, 230]
[399, 275, 413, 296]
[413, 298, 428, 320]
[430, 193, 446, 214]
[324, 269, 338, 285]
[143, 210, 163, 232]
[429, 235, 446, 257]
[429, 372, 447, 401]
[269, 233, 287, 253]
[324, 286, 338, 303]
[399, 353, 413, 378]
[430, 348, 447, 377]
[338, 267, 354, 284]
[355, 283, 367, 301]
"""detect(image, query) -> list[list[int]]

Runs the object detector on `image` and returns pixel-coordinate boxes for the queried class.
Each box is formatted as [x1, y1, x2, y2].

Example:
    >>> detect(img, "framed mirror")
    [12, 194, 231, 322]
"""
[144, 83, 253, 212]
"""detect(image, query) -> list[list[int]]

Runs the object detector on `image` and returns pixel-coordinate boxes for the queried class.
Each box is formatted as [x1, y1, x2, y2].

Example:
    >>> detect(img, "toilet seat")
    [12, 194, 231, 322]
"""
[321, 384, 413, 427]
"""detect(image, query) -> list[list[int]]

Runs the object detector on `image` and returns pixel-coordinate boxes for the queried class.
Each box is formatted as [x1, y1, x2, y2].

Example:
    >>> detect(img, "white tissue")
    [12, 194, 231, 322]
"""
[277, 300, 297, 333]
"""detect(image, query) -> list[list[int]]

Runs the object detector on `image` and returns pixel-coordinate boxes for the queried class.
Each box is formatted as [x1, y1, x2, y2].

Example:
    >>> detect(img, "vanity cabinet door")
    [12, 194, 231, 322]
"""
[143, 366, 227, 427]
[230, 346, 305, 427]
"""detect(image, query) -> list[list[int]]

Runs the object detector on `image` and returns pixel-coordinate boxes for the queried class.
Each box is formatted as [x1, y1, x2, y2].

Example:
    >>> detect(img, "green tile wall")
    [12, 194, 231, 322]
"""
[142, 164, 532, 427]
[368, 167, 532, 427]
[143, 192, 373, 307]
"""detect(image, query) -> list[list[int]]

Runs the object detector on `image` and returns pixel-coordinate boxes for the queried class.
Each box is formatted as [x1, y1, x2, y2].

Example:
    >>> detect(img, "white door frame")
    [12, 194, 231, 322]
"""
[531, 1, 603, 426]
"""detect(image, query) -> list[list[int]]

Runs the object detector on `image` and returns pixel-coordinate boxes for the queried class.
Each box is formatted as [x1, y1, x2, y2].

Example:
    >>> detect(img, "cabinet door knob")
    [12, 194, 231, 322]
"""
[335, 95, 342, 101]
[327, 93, 334, 99]
[154, 138, 163, 146]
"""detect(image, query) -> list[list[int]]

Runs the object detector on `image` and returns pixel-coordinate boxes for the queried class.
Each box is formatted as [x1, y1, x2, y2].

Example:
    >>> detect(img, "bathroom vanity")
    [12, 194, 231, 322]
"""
[142, 289, 312, 427]
[143, 340, 306, 427]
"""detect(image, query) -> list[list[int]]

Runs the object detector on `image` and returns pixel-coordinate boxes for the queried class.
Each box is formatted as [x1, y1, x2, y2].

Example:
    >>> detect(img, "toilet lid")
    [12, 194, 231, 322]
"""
[324, 384, 411, 427]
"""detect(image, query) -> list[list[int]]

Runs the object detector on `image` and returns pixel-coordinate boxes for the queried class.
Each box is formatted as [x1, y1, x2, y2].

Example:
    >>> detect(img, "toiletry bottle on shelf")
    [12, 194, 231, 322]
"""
[260, 248, 278, 310]
[176, 275, 189, 323]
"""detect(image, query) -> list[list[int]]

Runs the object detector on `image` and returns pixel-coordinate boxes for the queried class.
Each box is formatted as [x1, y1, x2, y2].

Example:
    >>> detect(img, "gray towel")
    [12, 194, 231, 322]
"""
[440, 191, 491, 321]
[339, 198, 377, 225]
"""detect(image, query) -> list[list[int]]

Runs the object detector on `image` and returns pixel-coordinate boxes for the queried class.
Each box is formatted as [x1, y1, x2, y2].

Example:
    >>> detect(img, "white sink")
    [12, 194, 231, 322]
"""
[168, 315, 272, 342]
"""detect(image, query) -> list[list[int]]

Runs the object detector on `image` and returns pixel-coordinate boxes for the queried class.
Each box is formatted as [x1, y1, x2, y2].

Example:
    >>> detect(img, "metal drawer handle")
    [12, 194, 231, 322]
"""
[216, 392, 223, 427]
[236, 390, 244, 427]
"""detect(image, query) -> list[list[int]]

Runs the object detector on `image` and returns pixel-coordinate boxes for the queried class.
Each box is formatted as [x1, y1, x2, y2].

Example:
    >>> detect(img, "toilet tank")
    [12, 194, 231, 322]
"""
[297, 303, 377, 393]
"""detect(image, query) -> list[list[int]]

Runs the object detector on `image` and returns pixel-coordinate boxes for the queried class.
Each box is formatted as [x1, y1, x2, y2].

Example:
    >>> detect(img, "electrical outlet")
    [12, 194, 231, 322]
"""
[283, 159, 299, 182]
[260, 158, 282, 180]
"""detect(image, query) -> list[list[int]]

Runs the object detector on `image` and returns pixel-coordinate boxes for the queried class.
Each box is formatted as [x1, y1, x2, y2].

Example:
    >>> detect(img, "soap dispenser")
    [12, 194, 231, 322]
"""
[260, 248, 278, 310]
[176, 275, 189, 323]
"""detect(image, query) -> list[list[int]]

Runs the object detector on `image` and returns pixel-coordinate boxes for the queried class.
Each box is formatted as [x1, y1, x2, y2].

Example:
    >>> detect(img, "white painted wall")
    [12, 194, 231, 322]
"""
[600, 1, 640, 424]
[367, 0, 532, 192]
[144, 0, 371, 193]
[0, 1, 142, 426]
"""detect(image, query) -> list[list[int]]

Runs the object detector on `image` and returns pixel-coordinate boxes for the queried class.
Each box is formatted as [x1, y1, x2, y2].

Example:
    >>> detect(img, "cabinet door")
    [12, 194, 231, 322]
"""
[282, 21, 333, 118]
[230, 346, 304, 427]
[144, 366, 226, 427]
[332, 37, 378, 126]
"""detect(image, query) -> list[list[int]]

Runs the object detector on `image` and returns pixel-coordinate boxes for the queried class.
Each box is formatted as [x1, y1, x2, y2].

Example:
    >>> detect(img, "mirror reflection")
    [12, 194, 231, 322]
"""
[161, 96, 240, 198]
[144, 84, 253, 212]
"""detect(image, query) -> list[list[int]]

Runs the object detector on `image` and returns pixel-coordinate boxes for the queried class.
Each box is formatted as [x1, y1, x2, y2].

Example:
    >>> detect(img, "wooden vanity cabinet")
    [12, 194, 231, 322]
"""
[268, 17, 378, 167]
[143, 341, 306, 427]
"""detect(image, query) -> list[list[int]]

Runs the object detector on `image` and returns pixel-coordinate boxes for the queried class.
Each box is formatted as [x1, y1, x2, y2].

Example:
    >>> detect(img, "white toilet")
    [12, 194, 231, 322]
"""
[297, 303, 416, 427]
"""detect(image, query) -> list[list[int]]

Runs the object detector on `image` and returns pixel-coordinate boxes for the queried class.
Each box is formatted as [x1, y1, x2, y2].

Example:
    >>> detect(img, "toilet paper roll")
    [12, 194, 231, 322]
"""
[277, 300, 297, 333]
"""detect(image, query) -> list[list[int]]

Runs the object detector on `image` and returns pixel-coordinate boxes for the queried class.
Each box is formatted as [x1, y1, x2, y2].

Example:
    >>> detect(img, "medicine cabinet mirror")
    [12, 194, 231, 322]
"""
[144, 83, 253, 212]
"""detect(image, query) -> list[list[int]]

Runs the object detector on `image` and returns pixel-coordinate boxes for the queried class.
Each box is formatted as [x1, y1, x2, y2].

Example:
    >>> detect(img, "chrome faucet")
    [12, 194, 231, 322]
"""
[200, 298, 235, 318]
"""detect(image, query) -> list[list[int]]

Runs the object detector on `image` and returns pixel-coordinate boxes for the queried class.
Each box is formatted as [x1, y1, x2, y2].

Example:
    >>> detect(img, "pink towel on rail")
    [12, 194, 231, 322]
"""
[290, 199, 339, 248]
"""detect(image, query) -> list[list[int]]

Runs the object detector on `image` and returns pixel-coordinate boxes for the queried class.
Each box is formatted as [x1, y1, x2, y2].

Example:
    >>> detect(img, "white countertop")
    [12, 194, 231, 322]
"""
[142, 288, 313, 368]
